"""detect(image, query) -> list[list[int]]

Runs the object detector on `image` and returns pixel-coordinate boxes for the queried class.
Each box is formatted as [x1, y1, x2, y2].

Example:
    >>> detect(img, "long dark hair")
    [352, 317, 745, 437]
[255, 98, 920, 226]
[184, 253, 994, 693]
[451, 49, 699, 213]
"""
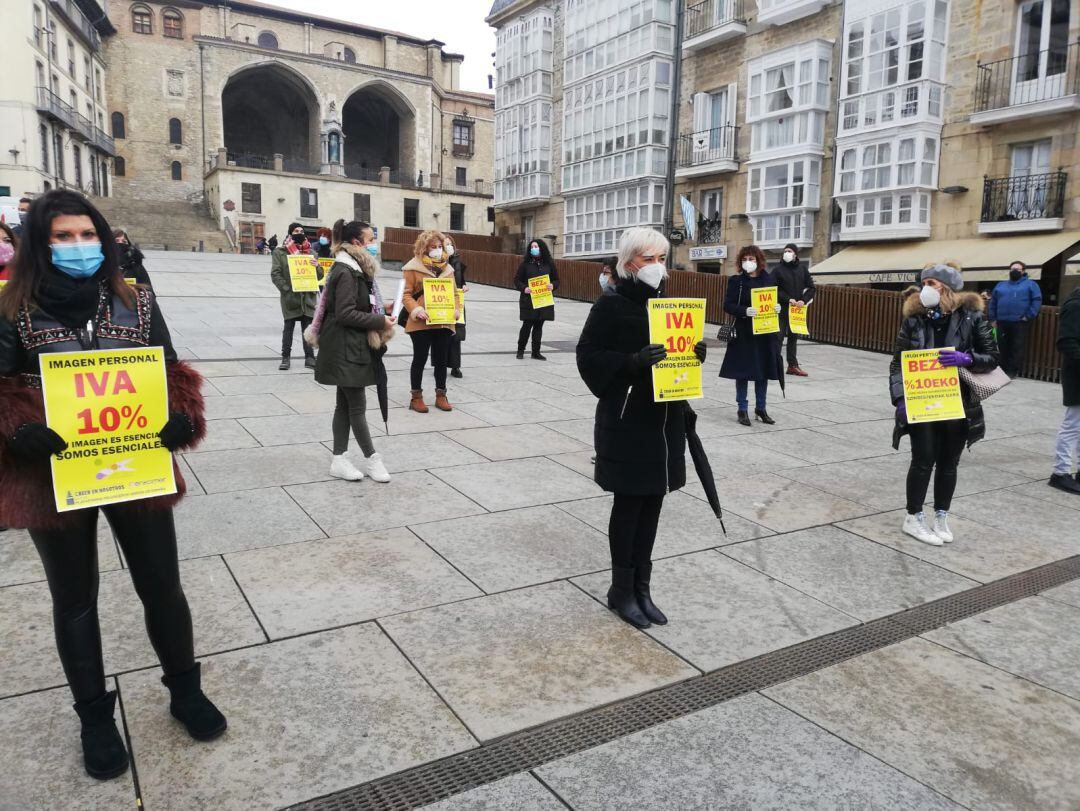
[523, 237, 553, 266]
[332, 219, 370, 247]
[0, 190, 133, 319]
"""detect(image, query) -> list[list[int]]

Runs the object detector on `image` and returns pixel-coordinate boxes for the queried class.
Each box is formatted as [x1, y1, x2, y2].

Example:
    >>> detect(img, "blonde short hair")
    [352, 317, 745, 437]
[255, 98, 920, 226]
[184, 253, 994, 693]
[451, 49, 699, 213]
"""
[413, 229, 444, 259]
[615, 227, 670, 279]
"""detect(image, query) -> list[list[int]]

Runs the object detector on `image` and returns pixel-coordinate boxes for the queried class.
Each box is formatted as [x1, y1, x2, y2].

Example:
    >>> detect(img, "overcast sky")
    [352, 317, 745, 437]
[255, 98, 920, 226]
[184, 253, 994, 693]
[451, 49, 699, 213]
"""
[255, 0, 497, 93]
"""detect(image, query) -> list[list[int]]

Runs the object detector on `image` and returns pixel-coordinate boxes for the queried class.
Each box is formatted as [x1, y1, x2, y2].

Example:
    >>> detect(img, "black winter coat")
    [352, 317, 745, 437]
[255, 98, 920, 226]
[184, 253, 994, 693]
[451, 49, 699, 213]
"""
[449, 254, 467, 341]
[719, 272, 782, 382]
[1059, 288, 1080, 407]
[889, 288, 1000, 449]
[515, 259, 559, 321]
[577, 279, 687, 496]
[772, 260, 815, 306]
[119, 245, 152, 287]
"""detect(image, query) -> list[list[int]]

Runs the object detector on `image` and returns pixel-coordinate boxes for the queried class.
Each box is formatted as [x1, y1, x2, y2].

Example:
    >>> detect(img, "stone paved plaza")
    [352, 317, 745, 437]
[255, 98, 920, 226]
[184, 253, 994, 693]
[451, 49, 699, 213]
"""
[2, 251, 1079, 810]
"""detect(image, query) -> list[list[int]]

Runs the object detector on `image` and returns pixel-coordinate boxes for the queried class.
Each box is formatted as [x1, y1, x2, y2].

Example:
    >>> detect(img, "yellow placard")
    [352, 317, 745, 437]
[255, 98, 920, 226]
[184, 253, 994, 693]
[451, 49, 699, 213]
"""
[456, 289, 466, 325]
[528, 274, 555, 309]
[124, 277, 137, 286]
[901, 348, 966, 424]
[423, 277, 456, 325]
[287, 255, 319, 292]
[752, 287, 780, 335]
[0, 280, 7, 289]
[40, 347, 176, 512]
[648, 298, 706, 402]
[317, 258, 334, 287]
[788, 302, 809, 335]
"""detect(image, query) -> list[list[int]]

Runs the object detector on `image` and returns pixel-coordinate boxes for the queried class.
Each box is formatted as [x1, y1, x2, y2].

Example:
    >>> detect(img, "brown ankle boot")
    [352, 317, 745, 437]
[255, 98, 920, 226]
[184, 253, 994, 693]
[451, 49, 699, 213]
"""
[409, 389, 429, 413]
[434, 388, 453, 411]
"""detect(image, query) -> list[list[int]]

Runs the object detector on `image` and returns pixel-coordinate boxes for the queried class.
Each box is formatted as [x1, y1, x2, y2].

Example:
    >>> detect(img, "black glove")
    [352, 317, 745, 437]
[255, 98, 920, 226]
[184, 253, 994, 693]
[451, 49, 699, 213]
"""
[630, 343, 667, 370]
[694, 341, 707, 363]
[8, 423, 68, 461]
[158, 413, 196, 451]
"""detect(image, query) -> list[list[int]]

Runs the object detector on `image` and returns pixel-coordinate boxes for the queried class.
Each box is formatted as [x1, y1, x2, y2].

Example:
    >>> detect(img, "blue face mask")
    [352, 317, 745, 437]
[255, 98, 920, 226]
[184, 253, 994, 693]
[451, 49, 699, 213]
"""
[51, 242, 104, 278]
[365, 244, 379, 256]
[319, 236, 329, 246]
[530, 247, 540, 257]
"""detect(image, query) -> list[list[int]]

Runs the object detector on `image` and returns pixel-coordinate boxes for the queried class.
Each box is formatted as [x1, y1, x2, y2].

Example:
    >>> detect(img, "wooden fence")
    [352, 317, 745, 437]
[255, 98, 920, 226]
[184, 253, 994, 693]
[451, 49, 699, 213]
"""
[381, 242, 1063, 382]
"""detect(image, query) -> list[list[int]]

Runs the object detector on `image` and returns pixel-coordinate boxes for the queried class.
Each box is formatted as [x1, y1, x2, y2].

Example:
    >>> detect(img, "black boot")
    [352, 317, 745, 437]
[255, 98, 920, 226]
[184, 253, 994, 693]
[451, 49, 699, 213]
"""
[737, 410, 751, 426]
[634, 563, 668, 625]
[161, 662, 227, 741]
[755, 408, 775, 425]
[516, 348, 525, 360]
[607, 566, 651, 629]
[531, 351, 547, 361]
[278, 357, 291, 371]
[73, 691, 129, 780]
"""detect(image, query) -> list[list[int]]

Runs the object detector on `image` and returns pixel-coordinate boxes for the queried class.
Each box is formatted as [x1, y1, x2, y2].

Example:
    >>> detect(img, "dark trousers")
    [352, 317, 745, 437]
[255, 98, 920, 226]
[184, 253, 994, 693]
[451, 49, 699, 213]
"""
[29, 506, 194, 702]
[608, 492, 665, 569]
[410, 328, 451, 390]
[438, 326, 464, 371]
[997, 320, 1029, 377]
[780, 314, 799, 366]
[332, 386, 375, 457]
[906, 420, 969, 514]
[518, 320, 544, 353]
[282, 316, 313, 359]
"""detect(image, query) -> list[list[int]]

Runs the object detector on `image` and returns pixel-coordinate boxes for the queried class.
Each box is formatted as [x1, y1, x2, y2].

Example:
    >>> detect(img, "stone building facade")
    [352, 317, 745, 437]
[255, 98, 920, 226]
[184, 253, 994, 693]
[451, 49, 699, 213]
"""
[101, 0, 495, 250]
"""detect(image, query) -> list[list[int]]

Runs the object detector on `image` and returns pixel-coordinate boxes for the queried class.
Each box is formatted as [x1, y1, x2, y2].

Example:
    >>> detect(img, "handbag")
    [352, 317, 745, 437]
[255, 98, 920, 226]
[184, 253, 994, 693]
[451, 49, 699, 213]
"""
[715, 276, 745, 342]
[958, 365, 1011, 403]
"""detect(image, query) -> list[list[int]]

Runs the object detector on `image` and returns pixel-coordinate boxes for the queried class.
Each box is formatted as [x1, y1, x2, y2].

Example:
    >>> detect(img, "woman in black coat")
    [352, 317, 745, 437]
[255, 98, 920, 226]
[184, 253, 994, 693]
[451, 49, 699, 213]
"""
[442, 234, 468, 378]
[514, 238, 558, 360]
[889, 262, 999, 546]
[112, 228, 152, 287]
[720, 245, 783, 426]
[577, 227, 706, 630]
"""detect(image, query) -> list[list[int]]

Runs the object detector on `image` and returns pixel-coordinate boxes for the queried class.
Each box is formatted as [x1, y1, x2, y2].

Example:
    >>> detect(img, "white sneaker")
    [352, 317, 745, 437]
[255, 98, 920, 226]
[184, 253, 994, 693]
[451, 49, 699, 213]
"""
[361, 452, 391, 483]
[902, 512, 943, 546]
[329, 454, 364, 482]
[933, 510, 954, 543]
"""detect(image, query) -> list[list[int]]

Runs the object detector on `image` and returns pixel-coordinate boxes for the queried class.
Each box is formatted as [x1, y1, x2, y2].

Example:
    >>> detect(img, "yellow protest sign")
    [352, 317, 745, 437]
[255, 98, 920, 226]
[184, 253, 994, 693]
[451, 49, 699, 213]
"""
[901, 348, 966, 424]
[648, 298, 706, 402]
[423, 277, 456, 325]
[40, 347, 176, 512]
[752, 286, 780, 335]
[788, 302, 809, 335]
[456, 289, 466, 325]
[287, 255, 319, 292]
[317, 258, 334, 287]
[528, 274, 555, 309]
[0, 280, 7, 289]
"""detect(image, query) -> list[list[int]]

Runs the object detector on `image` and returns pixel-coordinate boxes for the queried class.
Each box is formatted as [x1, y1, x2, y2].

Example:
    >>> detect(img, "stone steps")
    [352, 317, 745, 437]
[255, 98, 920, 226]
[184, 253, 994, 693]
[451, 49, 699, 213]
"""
[94, 198, 234, 253]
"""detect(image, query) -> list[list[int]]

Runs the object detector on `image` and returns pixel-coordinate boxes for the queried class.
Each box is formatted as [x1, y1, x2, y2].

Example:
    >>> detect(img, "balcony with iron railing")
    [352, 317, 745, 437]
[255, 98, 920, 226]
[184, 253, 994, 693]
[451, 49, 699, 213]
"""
[49, 0, 102, 50]
[675, 125, 739, 177]
[683, 0, 746, 52]
[36, 87, 76, 129]
[978, 171, 1066, 234]
[93, 127, 116, 156]
[972, 41, 1080, 124]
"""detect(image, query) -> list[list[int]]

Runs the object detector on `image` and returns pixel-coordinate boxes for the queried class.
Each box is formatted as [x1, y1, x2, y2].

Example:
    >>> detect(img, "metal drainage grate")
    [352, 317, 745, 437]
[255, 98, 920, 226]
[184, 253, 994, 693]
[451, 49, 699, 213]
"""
[291, 555, 1080, 811]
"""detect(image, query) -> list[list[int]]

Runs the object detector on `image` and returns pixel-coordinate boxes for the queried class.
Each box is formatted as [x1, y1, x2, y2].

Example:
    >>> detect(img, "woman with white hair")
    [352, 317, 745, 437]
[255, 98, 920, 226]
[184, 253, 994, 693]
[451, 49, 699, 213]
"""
[577, 227, 706, 629]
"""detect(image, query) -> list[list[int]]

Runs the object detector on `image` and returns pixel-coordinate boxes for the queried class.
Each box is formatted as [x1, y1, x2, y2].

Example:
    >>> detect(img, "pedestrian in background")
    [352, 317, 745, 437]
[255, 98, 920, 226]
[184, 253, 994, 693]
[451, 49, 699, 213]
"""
[270, 223, 317, 371]
[514, 238, 558, 360]
[890, 262, 1000, 545]
[773, 242, 814, 377]
[402, 229, 456, 413]
[314, 227, 332, 260]
[11, 197, 31, 237]
[267, 234, 278, 251]
[112, 228, 152, 286]
[1049, 284, 1080, 494]
[0, 222, 16, 281]
[443, 234, 468, 379]
[598, 256, 617, 297]
[720, 245, 782, 426]
[989, 260, 1042, 377]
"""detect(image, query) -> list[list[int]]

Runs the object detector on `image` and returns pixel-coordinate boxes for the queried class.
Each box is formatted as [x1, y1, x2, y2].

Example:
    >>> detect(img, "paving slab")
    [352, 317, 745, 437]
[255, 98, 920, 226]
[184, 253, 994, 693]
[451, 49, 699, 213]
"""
[765, 637, 1080, 811]
[120, 624, 477, 810]
[204, 393, 297, 419]
[539, 417, 597, 444]
[173, 487, 326, 559]
[419, 774, 564, 810]
[380, 581, 697, 740]
[545, 449, 602, 478]
[967, 434, 1059, 480]
[412, 505, 610, 594]
[189, 360, 255, 378]
[0, 525, 121, 588]
[0, 680, 137, 808]
[574, 550, 855, 672]
[381, 407, 491, 435]
[536, 693, 960, 811]
[1042, 579, 1080, 609]
[225, 527, 482, 637]
[360, 432, 489, 472]
[1005, 480, 1080, 511]
[183, 442, 333, 493]
[0, 556, 263, 698]
[769, 398, 889, 424]
[723, 525, 976, 620]
[949, 489, 1080, 555]
[443, 423, 590, 461]
[807, 417, 902, 449]
[271, 387, 339, 413]
[432, 458, 601, 511]
[286, 471, 486, 536]
[450, 380, 565, 402]
[209, 374, 329, 396]
[748, 427, 894, 464]
[537, 394, 599, 418]
[237, 412, 347, 446]
[193, 418, 262, 452]
[455, 398, 581, 426]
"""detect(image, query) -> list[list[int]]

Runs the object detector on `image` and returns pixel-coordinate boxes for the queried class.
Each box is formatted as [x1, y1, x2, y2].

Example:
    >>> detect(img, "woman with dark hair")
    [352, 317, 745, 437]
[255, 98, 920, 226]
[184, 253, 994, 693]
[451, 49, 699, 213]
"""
[514, 238, 558, 360]
[719, 245, 783, 426]
[270, 222, 316, 370]
[0, 190, 224, 780]
[112, 227, 152, 286]
[0, 221, 16, 281]
[314, 227, 333, 259]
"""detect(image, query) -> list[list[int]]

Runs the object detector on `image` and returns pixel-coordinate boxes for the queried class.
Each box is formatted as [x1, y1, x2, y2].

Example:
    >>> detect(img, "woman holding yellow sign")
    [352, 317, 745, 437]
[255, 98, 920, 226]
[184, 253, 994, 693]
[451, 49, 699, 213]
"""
[402, 229, 457, 412]
[0, 191, 225, 780]
[890, 263, 999, 546]
[270, 223, 317, 370]
[514, 238, 558, 360]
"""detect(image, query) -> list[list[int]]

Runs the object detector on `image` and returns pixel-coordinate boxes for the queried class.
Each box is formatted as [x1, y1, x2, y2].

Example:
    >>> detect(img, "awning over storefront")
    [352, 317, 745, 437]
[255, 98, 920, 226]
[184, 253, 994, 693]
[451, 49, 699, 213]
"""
[813, 231, 1080, 284]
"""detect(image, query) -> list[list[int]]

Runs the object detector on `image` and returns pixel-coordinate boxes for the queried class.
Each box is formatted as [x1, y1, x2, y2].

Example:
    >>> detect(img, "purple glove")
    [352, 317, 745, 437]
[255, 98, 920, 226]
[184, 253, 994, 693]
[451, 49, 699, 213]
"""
[895, 401, 907, 422]
[938, 349, 973, 368]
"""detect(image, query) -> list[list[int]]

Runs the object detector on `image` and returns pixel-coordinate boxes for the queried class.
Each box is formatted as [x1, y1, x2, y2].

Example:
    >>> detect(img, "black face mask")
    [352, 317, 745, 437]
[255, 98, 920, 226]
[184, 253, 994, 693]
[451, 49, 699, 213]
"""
[292, 232, 305, 240]
[1009, 269, 1023, 281]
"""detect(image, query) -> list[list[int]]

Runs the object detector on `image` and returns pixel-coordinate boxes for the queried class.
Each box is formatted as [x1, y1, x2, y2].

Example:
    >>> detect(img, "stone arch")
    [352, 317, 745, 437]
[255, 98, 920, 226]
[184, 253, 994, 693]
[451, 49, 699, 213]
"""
[340, 80, 418, 182]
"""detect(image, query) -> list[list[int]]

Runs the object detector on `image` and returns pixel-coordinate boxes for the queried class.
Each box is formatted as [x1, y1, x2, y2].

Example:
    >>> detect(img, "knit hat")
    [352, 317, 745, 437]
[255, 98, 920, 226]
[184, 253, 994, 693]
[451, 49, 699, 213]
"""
[783, 243, 799, 254]
[920, 263, 963, 291]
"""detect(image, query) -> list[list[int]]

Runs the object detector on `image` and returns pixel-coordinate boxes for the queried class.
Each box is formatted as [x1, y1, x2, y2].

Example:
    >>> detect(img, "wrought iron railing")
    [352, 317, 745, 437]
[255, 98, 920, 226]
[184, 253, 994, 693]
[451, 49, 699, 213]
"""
[684, 0, 745, 40]
[981, 171, 1067, 223]
[49, 0, 101, 50]
[676, 124, 739, 168]
[975, 41, 1080, 112]
[92, 127, 116, 155]
[698, 214, 723, 244]
[36, 87, 75, 129]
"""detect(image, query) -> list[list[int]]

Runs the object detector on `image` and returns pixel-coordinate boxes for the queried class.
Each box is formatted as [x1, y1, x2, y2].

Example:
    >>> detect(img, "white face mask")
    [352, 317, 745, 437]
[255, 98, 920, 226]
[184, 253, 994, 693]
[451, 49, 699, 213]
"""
[445, 244, 455, 256]
[742, 260, 757, 273]
[636, 263, 667, 290]
[428, 248, 444, 261]
[783, 251, 796, 263]
[919, 284, 941, 308]
[599, 272, 612, 290]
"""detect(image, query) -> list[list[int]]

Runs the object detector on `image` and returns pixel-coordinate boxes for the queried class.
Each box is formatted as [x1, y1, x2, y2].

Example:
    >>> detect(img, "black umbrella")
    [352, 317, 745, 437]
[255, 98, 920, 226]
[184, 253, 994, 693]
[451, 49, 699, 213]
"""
[685, 405, 726, 535]
[374, 348, 390, 434]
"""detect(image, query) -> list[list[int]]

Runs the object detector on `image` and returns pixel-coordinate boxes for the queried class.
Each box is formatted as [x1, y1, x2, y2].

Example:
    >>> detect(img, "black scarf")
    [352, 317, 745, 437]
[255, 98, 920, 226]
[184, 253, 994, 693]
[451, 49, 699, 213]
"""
[34, 268, 106, 329]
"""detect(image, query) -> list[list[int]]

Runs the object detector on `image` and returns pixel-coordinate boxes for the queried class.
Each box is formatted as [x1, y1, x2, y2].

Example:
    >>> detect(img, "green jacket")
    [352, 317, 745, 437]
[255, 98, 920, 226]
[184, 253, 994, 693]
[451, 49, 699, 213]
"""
[314, 258, 385, 389]
[270, 247, 318, 319]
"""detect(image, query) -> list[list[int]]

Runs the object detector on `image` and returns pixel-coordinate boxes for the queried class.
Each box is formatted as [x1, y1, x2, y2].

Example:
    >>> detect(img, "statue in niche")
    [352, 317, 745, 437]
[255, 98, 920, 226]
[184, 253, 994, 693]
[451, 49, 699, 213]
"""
[328, 131, 341, 164]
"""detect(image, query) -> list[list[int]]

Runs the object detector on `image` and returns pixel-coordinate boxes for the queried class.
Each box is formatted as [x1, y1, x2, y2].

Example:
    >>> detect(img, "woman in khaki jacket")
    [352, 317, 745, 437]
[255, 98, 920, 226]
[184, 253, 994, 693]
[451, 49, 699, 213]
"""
[402, 229, 457, 412]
